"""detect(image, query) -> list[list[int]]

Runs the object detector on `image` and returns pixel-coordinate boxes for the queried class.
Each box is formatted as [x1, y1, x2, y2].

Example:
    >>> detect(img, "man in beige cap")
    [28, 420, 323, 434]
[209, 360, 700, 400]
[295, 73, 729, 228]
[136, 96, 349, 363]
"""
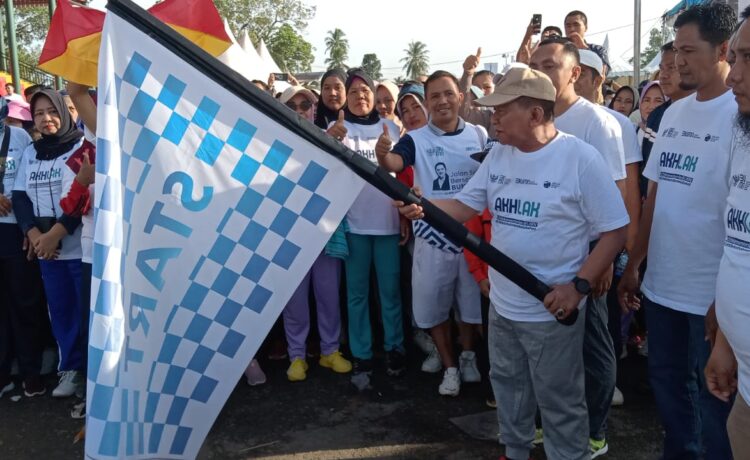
[396, 67, 628, 460]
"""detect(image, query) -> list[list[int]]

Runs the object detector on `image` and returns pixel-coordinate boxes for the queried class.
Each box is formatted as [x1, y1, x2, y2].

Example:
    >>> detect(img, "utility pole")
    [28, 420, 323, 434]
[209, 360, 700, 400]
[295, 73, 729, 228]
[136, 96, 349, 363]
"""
[634, 0, 642, 86]
[5, 0, 20, 94]
[49, 0, 64, 89]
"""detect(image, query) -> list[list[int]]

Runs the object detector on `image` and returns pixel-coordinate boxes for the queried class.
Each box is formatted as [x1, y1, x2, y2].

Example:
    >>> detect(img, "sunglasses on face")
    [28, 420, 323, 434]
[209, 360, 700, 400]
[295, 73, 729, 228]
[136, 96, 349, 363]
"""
[286, 100, 313, 111]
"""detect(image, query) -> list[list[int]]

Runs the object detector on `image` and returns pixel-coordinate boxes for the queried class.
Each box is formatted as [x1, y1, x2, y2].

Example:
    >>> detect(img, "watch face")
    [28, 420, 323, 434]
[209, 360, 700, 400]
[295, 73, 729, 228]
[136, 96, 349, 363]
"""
[575, 278, 591, 295]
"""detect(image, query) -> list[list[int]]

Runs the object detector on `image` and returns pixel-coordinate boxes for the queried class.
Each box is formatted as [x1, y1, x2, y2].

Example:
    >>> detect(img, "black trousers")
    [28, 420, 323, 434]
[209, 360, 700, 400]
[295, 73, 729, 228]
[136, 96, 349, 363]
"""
[0, 254, 45, 378]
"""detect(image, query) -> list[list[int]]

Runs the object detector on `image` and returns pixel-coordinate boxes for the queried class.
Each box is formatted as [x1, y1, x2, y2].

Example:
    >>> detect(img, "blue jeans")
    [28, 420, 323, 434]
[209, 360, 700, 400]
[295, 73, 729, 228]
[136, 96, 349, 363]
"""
[645, 297, 733, 460]
[583, 293, 616, 440]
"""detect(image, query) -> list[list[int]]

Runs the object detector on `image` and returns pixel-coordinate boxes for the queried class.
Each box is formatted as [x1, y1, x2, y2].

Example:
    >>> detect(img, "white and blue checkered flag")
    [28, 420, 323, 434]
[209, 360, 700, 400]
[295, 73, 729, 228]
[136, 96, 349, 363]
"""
[88, 3, 366, 458]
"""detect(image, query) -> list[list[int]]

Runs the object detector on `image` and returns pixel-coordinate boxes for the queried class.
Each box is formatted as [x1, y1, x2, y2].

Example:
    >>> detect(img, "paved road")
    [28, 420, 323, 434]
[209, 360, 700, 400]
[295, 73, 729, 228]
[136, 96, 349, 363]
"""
[0, 349, 663, 459]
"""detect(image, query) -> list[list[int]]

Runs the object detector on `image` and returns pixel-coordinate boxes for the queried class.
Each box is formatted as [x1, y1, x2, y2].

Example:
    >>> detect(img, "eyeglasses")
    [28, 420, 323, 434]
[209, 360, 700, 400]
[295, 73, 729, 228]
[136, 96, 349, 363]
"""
[286, 100, 313, 111]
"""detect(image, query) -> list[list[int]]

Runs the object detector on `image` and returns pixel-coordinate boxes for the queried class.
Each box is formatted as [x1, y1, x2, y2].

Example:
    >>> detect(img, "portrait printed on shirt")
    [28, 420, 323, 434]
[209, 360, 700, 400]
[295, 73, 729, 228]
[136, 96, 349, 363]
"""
[432, 162, 450, 191]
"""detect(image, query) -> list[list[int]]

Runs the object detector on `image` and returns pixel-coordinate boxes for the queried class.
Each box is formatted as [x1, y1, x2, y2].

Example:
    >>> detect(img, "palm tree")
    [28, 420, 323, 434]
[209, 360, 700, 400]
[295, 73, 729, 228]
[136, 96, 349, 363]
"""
[401, 41, 429, 80]
[324, 28, 349, 70]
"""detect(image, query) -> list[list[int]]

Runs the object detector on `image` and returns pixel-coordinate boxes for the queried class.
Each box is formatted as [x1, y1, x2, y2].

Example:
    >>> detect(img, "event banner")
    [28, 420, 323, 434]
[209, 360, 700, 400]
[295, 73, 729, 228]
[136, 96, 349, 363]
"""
[88, 6, 364, 459]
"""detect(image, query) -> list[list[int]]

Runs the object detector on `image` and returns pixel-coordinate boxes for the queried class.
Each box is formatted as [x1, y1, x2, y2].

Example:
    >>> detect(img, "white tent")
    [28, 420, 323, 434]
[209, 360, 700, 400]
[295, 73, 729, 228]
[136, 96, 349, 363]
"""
[257, 38, 283, 73]
[216, 20, 271, 82]
[643, 52, 661, 74]
[608, 54, 634, 78]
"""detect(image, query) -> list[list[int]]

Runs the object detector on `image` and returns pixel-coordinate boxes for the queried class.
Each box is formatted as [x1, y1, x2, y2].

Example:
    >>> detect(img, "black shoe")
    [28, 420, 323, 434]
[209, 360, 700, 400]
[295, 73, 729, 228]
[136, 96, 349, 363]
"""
[385, 351, 406, 377]
[23, 376, 46, 397]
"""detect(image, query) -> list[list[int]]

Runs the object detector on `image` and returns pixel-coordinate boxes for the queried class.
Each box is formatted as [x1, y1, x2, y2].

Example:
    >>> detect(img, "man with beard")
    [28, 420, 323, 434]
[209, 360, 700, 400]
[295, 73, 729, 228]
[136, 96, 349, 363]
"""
[705, 7, 750, 457]
[619, 4, 736, 459]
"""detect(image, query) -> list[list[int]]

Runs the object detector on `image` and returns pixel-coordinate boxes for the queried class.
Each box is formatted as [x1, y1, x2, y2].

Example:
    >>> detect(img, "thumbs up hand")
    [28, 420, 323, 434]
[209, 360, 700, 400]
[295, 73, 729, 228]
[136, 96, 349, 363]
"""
[326, 110, 347, 141]
[375, 123, 393, 159]
[463, 47, 482, 73]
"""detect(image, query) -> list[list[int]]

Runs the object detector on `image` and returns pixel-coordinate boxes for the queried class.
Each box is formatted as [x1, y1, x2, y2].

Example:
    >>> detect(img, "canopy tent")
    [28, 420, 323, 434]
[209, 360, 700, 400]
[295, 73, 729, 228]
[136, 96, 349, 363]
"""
[257, 38, 283, 73]
[216, 19, 271, 82]
[643, 52, 661, 74]
[608, 54, 634, 78]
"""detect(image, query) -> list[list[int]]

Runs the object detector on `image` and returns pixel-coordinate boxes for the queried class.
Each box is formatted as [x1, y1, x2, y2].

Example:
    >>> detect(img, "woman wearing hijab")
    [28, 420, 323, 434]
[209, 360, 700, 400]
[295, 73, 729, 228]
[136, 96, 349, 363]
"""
[314, 68, 347, 130]
[637, 81, 665, 146]
[328, 69, 406, 390]
[609, 85, 639, 119]
[12, 89, 85, 399]
[0, 97, 47, 398]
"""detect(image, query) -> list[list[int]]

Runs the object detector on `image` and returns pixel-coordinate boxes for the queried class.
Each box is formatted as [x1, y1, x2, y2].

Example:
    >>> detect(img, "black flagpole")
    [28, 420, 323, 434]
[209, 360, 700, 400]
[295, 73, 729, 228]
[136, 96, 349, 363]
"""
[106, 0, 579, 324]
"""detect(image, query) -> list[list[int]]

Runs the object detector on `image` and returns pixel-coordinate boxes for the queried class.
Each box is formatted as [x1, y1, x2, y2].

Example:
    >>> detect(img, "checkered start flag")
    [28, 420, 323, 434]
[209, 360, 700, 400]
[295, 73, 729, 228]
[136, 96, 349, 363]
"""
[88, 2, 365, 458]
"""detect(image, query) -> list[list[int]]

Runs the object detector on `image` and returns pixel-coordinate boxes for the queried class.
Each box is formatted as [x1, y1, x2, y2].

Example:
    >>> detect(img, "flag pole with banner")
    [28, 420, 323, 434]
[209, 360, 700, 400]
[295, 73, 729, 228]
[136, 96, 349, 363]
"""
[90, 0, 556, 457]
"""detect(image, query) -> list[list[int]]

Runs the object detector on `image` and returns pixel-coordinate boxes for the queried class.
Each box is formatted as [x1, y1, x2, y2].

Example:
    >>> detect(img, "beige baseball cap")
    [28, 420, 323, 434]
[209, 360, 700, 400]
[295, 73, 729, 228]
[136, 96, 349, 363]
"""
[279, 85, 317, 105]
[475, 67, 556, 107]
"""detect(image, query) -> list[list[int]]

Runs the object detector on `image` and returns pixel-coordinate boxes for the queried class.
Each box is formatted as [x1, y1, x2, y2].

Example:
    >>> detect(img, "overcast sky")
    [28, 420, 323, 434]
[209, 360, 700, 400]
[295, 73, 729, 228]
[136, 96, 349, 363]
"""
[99, 0, 681, 78]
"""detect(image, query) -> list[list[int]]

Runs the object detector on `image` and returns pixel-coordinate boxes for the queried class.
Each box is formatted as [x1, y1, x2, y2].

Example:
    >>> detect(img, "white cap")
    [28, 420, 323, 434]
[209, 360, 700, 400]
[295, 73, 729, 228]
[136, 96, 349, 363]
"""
[578, 49, 604, 77]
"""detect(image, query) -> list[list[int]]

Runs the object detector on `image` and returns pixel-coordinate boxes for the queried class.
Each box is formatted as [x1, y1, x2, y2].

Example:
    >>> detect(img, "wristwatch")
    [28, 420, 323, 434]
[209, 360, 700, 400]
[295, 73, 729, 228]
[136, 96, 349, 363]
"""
[572, 276, 592, 296]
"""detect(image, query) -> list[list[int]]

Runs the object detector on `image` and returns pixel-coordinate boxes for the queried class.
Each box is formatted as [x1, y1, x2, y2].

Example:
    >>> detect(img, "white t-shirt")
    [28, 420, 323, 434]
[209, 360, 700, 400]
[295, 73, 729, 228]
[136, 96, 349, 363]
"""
[716, 136, 750, 403]
[0, 126, 33, 224]
[556, 97, 627, 180]
[604, 106, 643, 165]
[394, 120, 487, 253]
[456, 132, 629, 322]
[14, 139, 84, 260]
[642, 90, 736, 315]
[337, 118, 401, 236]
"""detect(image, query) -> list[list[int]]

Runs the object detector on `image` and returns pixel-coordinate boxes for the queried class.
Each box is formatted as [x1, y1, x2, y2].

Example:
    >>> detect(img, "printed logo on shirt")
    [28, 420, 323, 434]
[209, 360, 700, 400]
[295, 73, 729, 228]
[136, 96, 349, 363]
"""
[704, 133, 720, 143]
[543, 180, 561, 189]
[727, 207, 750, 235]
[494, 197, 541, 231]
[663, 127, 679, 138]
[725, 207, 750, 253]
[731, 173, 750, 191]
[29, 168, 62, 182]
[658, 151, 698, 186]
[426, 146, 445, 158]
[489, 174, 511, 185]
[352, 136, 377, 161]
[514, 178, 538, 186]
[0, 158, 15, 171]
[681, 130, 701, 139]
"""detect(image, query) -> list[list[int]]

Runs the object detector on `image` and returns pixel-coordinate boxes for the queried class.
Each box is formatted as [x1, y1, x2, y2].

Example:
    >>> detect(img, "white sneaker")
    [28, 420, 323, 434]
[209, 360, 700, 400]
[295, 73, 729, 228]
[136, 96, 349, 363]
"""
[413, 330, 436, 355]
[611, 386, 624, 406]
[52, 371, 79, 398]
[421, 347, 442, 373]
[0, 381, 15, 398]
[459, 350, 481, 383]
[438, 367, 461, 396]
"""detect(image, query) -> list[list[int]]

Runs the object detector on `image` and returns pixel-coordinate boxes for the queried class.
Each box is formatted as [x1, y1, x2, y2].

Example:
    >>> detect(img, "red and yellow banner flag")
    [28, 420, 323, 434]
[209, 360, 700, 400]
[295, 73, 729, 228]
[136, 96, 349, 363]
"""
[39, 0, 232, 87]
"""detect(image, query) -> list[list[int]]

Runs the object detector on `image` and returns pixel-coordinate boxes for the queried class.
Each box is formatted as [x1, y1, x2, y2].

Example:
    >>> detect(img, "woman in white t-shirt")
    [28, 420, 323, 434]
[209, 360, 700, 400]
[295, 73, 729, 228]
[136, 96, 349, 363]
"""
[327, 69, 405, 388]
[12, 89, 85, 399]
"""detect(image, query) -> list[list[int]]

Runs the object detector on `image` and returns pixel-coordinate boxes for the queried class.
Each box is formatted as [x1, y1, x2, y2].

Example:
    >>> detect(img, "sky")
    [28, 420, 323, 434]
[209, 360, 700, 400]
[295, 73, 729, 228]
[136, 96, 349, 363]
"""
[96, 0, 682, 79]
[301, 0, 680, 78]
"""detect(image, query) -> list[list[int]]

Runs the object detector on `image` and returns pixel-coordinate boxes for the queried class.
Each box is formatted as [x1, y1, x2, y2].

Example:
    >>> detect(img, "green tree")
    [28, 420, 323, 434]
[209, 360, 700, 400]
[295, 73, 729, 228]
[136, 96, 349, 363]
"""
[324, 28, 348, 70]
[214, 0, 316, 45]
[4, 6, 50, 64]
[401, 41, 429, 80]
[360, 53, 382, 80]
[631, 27, 665, 68]
[267, 24, 314, 73]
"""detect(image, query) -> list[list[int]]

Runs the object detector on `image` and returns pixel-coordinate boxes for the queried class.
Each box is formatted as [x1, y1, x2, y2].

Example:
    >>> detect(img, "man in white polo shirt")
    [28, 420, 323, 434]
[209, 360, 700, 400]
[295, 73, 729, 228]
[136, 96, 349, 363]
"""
[397, 67, 628, 460]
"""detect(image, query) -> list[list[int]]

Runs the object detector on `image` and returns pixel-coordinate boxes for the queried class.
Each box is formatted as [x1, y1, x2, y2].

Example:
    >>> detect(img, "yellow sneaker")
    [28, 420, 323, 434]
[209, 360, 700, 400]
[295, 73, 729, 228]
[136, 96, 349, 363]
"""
[286, 358, 308, 382]
[319, 351, 352, 373]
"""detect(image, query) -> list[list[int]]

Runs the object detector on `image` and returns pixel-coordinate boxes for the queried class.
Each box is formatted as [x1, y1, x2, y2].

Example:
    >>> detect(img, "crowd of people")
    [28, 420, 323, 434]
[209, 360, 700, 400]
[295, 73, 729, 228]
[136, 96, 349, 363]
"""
[0, 3, 749, 460]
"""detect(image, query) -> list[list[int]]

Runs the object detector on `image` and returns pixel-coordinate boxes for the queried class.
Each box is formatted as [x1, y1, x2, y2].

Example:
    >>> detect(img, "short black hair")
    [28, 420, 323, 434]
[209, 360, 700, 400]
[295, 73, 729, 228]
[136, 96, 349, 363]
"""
[251, 80, 270, 92]
[674, 3, 736, 47]
[543, 26, 563, 37]
[23, 84, 49, 99]
[473, 70, 494, 80]
[435, 162, 447, 171]
[514, 96, 555, 122]
[661, 41, 675, 53]
[538, 37, 581, 66]
[424, 70, 460, 97]
[743, 5, 750, 20]
[565, 10, 588, 27]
